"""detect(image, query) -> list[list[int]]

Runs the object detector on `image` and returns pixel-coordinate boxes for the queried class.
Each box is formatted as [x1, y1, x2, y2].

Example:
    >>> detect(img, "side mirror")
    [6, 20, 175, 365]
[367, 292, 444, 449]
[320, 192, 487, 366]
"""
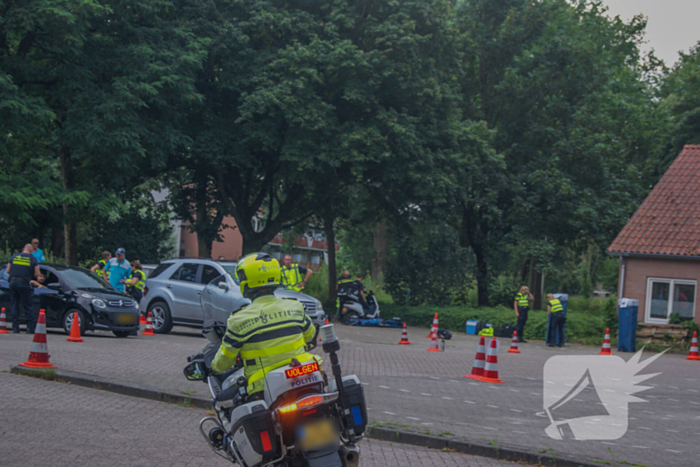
[47, 283, 62, 291]
[218, 281, 229, 291]
[183, 361, 207, 381]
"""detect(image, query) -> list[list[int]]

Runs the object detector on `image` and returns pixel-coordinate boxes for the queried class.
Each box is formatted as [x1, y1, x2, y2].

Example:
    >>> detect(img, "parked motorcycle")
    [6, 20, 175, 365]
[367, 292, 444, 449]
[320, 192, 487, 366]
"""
[334, 282, 380, 323]
[183, 277, 367, 467]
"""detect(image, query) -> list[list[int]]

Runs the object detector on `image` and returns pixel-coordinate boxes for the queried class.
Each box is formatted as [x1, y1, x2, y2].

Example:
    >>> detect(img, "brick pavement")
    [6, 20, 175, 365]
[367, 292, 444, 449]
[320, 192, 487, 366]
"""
[0, 372, 517, 466]
[1, 324, 698, 466]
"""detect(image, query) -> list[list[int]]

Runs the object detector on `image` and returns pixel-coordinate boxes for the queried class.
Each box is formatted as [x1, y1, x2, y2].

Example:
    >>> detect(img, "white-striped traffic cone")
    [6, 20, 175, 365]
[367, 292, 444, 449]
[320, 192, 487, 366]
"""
[18, 309, 57, 369]
[507, 331, 520, 354]
[426, 313, 438, 338]
[427, 326, 440, 352]
[398, 323, 411, 345]
[464, 334, 487, 380]
[0, 307, 8, 334]
[478, 337, 503, 383]
[687, 331, 700, 361]
[599, 327, 613, 355]
[142, 312, 155, 336]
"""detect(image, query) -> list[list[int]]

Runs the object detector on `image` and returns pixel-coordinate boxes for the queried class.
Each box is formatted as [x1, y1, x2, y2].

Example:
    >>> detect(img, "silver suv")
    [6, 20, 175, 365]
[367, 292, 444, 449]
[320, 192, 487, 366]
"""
[139, 258, 325, 333]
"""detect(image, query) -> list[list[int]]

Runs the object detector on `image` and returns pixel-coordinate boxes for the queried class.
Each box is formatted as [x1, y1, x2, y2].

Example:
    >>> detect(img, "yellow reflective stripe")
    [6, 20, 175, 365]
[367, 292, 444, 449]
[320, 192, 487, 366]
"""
[239, 336, 306, 359]
[220, 344, 237, 358]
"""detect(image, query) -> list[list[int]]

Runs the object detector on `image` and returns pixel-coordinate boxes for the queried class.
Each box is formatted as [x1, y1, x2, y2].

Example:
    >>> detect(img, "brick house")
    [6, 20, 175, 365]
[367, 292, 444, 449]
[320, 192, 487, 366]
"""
[607, 145, 700, 326]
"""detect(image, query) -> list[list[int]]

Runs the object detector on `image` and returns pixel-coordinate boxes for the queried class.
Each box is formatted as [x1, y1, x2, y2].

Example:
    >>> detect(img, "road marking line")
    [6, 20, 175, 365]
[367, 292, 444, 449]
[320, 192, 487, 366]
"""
[690, 401, 700, 405]
[601, 442, 617, 445]
[531, 393, 541, 396]
[361, 382, 369, 386]
[574, 399, 584, 402]
[509, 409, 523, 413]
[463, 400, 475, 404]
[689, 389, 699, 392]
[442, 397, 454, 400]
[420, 393, 432, 396]
[487, 405, 499, 409]
[483, 427, 497, 431]
[638, 427, 651, 430]
[665, 450, 682, 454]
[489, 386, 501, 390]
[379, 386, 390, 389]
[406, 417, 420, 421]
[429, 377, 440, 380]
[535, 414, 547, 418]
[382, 412, 396, 415]
[399, 389, 410, 393]
[421, 423, 434, 426]
[632, 446, 648, 449]
[511, 422, 523, 425]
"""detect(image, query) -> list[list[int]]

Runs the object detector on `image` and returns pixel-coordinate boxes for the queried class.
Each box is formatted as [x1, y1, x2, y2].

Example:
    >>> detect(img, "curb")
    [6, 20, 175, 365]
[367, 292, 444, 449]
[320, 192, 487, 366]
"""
[367, 427, 600, 467]
[9, 366, 598, 467]
[10, 365, 211, 410]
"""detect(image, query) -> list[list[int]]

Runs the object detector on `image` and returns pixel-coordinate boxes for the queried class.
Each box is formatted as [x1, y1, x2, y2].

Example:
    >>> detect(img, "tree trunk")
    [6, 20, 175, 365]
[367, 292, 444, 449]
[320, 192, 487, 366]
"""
[474, 244, 489, 307]
[60, 146, 78, 265]
[324, 212, 337, 303]
[51, 226, 64, 258]
[371, 221, 388, 280]
[197, 235, 212, 258]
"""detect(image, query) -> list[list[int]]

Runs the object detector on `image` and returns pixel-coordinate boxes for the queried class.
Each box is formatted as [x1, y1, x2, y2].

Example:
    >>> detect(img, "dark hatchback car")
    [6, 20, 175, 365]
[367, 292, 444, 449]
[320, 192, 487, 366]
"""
[0, 264, 140, 337]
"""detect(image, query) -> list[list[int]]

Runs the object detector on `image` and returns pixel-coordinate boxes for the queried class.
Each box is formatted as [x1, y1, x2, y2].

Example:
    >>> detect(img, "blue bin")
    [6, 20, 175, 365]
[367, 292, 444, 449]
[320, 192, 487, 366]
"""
[466, 320, 479, 335]
[547, 294, 568, 346]
[618, 298, 639, 352]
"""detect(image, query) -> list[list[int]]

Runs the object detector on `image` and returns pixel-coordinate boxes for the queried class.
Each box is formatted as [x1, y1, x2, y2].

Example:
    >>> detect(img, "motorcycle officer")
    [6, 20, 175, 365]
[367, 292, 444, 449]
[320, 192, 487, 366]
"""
[211, 252, 319, 398]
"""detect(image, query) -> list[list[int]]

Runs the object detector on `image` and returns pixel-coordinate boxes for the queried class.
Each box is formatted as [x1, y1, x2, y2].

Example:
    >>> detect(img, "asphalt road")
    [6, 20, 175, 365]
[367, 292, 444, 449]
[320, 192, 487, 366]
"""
[1, 322, 698, 466]
[0, 371, 516, 466]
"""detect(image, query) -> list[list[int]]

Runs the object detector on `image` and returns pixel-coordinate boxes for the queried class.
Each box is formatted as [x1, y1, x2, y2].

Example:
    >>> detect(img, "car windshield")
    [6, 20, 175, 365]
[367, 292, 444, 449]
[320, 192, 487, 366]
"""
[59, 268, 113, 290]
[223, 265, 240, 285]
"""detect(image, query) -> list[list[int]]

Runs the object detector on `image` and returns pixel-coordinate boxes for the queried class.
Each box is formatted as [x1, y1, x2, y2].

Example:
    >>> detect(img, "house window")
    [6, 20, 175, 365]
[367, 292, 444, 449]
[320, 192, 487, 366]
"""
[645, 278, 696, 323]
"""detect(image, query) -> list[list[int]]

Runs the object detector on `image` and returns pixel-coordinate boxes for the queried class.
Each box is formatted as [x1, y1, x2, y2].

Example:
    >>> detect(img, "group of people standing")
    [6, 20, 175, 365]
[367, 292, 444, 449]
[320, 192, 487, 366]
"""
[90, 248, 146, 304]
[513, 286, 566, 346]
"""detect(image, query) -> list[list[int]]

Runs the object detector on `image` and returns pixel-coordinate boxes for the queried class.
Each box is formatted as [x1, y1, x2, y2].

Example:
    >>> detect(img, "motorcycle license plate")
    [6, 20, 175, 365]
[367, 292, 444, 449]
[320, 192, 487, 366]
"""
[114, 313, 137, 324]
[297, 419, 338, 451]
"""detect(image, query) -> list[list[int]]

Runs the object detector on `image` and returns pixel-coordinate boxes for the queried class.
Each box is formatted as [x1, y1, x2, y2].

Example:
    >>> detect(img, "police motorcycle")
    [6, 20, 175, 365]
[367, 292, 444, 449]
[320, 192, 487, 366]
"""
[183, 275, 367, 467]
[334, 281, 380, 323]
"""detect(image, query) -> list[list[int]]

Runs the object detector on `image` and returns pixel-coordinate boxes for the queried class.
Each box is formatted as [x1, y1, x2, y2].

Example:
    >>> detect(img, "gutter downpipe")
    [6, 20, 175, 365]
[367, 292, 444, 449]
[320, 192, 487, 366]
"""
[618, 257, 625, 299]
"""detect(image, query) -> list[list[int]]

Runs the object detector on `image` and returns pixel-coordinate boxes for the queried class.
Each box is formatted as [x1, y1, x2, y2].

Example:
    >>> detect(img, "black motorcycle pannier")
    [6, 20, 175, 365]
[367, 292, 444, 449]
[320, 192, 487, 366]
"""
[235, 408, 282, 463]
[341, 378, 368, 437]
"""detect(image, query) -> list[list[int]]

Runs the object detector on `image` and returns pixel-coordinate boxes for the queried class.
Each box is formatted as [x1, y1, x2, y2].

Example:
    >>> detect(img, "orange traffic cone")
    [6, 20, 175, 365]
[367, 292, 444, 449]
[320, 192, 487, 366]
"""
[0, 307, 8, 334]
[142, 311, 155, 336]
[426, 313, 438, 338]
[139, 313, 147, 325]
[398, 323, 411, 345]
[427, 326, 440, 352]
[687, 331, 700, 361]
[66, 312, 83, 343]
[18, 309, 57, 369]
[464, 334, 487, 380]
[319, 318, 329, 342]
[478, 337, 504, 383]
[599, 327, 613, 355]
[507, 331, 520, 354]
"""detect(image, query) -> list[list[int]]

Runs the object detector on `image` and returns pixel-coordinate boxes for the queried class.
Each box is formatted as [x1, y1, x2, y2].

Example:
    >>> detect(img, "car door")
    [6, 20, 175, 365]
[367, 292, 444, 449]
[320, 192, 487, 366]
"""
[167, 263, 203, 323]
[37, 267, 70, 327]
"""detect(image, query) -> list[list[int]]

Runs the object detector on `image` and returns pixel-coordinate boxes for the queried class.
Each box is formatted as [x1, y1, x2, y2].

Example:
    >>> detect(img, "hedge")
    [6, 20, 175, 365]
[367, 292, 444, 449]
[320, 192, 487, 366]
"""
[380, 302, 606, 344]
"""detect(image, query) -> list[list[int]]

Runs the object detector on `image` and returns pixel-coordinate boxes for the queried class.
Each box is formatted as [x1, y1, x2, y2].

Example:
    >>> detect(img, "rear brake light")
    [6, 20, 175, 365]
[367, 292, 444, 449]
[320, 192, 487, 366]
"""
[260, 431, 272, 452]
[277, 392, 339, 415]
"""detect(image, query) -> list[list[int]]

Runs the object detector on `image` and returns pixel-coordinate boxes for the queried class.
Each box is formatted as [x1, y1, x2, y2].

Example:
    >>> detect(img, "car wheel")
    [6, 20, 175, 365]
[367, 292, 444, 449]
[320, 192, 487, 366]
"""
[62, 309, 86, 336]
[148, 301, 173, 334]
[113, 331, 131, 338]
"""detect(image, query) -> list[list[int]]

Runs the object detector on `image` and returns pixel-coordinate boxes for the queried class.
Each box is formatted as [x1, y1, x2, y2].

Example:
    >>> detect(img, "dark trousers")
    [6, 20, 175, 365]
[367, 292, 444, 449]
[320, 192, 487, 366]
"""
[129, 289, 143, 304]
[550, 312, 566, 346]
[516, 306, 529, 341]
[10, 281, 34, 332]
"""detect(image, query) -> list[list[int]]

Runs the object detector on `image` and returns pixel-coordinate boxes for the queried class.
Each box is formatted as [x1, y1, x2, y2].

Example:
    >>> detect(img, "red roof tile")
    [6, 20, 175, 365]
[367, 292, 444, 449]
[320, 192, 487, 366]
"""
[608, 145, 700, 257]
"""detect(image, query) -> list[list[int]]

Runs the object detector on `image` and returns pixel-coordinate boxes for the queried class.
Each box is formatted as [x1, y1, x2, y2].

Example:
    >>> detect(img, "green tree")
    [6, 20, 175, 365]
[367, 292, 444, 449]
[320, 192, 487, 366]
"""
[1, 0, 205, 264]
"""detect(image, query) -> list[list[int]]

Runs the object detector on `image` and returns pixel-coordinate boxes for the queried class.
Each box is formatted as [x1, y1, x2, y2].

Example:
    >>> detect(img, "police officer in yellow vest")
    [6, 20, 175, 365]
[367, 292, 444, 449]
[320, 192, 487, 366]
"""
[126, 260, 147, 304]
[513, 286, 534, 343]
[280, 253, 313, 292]
[90, 251, 112, 281]
[211, 253, 319, 396]
[546, 293, 565, 347]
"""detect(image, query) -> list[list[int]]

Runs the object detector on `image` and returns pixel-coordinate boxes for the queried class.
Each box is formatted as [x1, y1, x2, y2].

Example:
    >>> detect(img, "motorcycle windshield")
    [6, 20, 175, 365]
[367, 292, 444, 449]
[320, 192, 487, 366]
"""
[201, 274, 250, 329]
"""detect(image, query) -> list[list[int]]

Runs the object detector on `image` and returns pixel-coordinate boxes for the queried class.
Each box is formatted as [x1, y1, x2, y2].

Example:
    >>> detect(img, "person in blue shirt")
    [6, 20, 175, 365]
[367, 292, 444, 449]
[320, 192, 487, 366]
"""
[104, 248, 132, 292]
[31, 239, 46, 263]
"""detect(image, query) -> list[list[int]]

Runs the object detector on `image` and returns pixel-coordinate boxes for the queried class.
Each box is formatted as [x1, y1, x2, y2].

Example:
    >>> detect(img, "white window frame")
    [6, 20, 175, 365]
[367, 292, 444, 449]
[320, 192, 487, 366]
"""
[645, 277, 697, 324]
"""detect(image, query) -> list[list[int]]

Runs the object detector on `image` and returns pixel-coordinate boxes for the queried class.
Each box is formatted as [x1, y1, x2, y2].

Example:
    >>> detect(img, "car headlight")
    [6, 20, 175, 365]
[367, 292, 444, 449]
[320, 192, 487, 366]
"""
[92, 299, 107, 309]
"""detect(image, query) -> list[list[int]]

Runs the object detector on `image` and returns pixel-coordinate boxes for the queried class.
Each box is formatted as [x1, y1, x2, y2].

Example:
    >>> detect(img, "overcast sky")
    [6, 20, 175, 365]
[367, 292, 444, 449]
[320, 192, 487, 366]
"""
[602, 0, 700, 66]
